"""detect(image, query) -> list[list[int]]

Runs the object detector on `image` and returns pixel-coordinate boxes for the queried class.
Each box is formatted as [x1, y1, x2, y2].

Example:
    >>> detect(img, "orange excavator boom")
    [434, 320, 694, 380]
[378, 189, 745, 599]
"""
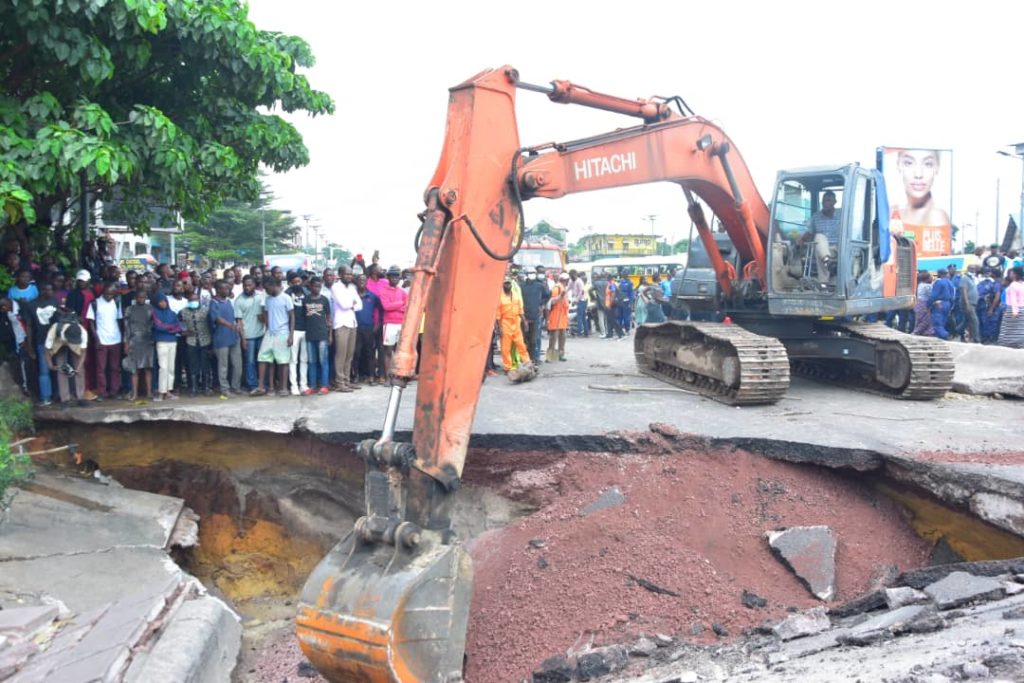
[298, 66, 781, 683]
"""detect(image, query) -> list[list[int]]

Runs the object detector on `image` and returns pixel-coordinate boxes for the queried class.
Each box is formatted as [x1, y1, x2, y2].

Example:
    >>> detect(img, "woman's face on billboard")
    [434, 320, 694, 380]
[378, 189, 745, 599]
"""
[898, 150, 940, 200]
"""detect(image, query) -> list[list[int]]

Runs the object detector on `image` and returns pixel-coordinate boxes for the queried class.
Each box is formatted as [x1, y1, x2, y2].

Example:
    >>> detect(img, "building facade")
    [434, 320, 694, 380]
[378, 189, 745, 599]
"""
[579, 233, 659, 260]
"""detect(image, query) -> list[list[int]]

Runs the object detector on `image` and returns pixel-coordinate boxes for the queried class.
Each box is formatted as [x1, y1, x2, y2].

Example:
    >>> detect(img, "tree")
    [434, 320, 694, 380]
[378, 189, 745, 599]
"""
[672, 239, 690, 254]
[0, 0, 333, 257]
[182, 188, 296, 265]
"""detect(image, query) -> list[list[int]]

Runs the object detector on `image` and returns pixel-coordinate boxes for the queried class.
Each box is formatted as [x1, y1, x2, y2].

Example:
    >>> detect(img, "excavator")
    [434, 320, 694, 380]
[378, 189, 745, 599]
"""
[296, 66, 955, 682]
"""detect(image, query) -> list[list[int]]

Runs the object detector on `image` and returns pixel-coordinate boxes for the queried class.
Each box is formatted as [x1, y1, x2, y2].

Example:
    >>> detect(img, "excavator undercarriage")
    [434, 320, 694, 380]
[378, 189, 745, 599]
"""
[636, 319, 954, 406]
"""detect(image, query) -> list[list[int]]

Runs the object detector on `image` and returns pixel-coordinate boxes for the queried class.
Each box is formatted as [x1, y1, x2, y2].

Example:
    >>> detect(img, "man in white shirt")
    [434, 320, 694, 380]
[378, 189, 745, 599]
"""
[330, 266, 362, 392]
[85, 281, 123, 399]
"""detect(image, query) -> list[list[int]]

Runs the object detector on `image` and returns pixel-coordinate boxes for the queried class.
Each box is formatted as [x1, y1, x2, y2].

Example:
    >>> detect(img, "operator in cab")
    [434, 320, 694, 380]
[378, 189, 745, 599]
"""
[799, 190, 840, 285]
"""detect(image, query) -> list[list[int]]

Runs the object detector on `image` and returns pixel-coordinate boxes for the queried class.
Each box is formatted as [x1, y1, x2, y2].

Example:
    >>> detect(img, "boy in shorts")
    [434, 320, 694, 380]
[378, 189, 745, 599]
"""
[251, 276, 294, 396]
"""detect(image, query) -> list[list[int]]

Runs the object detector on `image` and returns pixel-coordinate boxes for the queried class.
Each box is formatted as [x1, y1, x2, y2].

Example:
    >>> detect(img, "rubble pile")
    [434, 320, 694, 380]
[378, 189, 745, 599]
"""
[463, 445, 931, 682]
[580, 559, 1024, 683]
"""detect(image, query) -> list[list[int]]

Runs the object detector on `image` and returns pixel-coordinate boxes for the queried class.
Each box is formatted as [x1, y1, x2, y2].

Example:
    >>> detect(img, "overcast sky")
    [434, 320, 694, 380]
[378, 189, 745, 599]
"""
[247, 0, 1024, 262]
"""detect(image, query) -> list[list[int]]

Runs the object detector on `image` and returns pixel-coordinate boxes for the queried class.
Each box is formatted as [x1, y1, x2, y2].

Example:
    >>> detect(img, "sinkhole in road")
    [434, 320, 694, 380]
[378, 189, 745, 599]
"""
[42, 421, 1024, 683]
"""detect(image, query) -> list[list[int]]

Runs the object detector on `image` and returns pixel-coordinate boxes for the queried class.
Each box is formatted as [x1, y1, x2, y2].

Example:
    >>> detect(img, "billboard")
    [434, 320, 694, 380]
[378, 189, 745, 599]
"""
[878, 147, 953, 256]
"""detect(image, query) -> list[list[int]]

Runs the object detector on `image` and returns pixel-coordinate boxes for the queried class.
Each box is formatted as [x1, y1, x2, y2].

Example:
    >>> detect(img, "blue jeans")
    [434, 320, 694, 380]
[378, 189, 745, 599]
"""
[307, 339, 330, 389]
[575, 301, 588, 336]
[36, 343, 53, 402]
[244, 336, 262, 388]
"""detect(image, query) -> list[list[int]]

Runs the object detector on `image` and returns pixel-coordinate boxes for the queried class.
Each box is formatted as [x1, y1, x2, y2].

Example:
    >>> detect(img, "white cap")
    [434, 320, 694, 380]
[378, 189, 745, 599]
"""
[75, 269, 91, 282]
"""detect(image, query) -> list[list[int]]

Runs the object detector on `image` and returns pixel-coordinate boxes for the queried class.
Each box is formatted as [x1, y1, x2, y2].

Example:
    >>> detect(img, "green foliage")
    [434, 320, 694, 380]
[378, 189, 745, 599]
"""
[182, 187, 297, 265]
[963, 240, 976, 255]
[0, 0, 333, 243]
[0, 397, 34, 511]
[672, 239, 690, 254]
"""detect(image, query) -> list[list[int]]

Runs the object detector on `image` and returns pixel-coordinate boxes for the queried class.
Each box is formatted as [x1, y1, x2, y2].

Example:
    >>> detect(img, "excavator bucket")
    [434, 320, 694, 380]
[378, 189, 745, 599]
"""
[296, 528, 473, 683]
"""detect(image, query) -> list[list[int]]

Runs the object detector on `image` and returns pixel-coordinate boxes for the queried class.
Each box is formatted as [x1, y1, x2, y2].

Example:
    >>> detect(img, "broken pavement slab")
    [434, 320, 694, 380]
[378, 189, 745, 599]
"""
[766, 526, 837, 601]
[772, 607, 831, 641]
[923, 571, 1006, 610]
[946, 340, 1024, 398]
[0, 470, 240, 681]
[0, 472, 184, 559]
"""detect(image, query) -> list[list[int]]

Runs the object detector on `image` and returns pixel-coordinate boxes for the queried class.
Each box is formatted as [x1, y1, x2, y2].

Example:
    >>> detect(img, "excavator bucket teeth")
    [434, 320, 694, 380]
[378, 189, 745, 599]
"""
[296, 531, 473, 683]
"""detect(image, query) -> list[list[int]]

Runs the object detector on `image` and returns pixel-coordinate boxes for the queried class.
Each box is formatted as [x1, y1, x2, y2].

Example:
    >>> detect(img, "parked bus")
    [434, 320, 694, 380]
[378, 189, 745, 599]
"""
[589, 255, 687, 287]
[513, 241, 567, 275]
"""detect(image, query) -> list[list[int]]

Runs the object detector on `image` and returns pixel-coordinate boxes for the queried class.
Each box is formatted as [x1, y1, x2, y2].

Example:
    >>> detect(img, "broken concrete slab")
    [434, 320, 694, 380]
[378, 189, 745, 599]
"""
[0, 472, 184, 560]
[924, 571, 1005, 610]
[828, 589, 887, 618]
[0, 547, 184, 613]
[122, 595, 240, 683]
[836, 605, 929, 646]
[579, 486, 626, 517]
[946, 341, 1024, 398]
[772, 607, 831, 641]
[898, 558, 1024, 590]
[766, 526, 836, 601]
[884, 586, 931, 609]
[0, 605, 58, 638]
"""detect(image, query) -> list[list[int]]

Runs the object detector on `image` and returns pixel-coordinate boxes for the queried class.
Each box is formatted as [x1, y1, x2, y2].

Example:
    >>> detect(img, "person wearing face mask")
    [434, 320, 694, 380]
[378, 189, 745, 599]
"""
[180, 292, 213, 396]
[520, 266, 550, 363]
[496, 277, 530, 374]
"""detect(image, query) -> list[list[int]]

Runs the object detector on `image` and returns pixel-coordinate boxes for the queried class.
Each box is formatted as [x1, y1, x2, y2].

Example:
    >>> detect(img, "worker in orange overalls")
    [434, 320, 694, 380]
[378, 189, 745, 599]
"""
[546, 272, 570, 361]
[496, 277, 530, 372]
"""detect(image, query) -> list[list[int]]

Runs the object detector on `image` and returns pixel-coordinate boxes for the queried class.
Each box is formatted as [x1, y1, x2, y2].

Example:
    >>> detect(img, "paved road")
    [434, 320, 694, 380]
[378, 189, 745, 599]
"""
[38, 333, 1022, 456]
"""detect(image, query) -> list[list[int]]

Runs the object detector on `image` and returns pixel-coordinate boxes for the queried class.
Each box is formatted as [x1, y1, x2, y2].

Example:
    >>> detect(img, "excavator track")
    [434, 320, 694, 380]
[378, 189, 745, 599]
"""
[635, 321, 790, 406]
[791, 322, 954, 400]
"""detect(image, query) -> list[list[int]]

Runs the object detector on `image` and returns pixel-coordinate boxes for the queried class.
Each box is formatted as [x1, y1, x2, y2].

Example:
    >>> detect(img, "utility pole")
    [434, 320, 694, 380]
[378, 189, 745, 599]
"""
[644, 214, 658, 236]
[997, 144, 1024, 247]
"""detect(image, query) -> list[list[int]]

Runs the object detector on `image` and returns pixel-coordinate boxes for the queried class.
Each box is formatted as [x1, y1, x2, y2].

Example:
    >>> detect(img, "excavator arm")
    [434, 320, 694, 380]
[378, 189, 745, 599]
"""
[297, 66, 788, 683]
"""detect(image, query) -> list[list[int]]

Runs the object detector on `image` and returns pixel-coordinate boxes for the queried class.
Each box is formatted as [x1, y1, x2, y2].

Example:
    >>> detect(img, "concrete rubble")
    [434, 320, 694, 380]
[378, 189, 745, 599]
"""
[585, 560, 1024, 683]
[765, 526, 837, 601]
[946, 340, 1024, 398]
[0, 471, 241, 681]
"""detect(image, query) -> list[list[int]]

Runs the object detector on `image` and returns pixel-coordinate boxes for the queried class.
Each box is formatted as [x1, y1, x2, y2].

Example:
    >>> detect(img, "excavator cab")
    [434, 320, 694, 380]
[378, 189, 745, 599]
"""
[766, 164, 914, 317]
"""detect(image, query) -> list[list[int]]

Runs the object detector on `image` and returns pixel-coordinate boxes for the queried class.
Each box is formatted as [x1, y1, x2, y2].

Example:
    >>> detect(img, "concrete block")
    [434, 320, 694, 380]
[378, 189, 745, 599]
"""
[924, 571, 1005, 610]
[123, 596, 240, 683]
[767, 526, 837, 601]
[772, 607, 831, 641]
[947, 341, 1024, 398]
[884, 586, 931, 608]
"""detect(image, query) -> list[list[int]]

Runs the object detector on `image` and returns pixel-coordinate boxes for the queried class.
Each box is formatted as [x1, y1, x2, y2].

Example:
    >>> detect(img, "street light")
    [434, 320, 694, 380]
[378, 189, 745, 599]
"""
[644, 214, 658, 236]
[997, 144, 1024, 247]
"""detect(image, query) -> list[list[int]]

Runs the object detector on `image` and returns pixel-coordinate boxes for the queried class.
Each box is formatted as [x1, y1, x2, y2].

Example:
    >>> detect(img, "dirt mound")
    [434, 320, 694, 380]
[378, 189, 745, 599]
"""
[464, 446, 931, 683]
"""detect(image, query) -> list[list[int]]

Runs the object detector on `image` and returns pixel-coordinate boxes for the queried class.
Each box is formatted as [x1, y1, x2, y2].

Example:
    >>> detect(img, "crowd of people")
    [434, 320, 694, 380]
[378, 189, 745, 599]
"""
[490, 264, 672, 374]
[4, 229, 1022, 409]
[1, 236, 413, 407]
[899, 245, 1024, 349]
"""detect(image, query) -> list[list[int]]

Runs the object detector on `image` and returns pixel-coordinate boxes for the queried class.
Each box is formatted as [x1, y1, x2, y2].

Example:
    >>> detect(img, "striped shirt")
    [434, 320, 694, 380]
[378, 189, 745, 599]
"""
[808, 210, 841, 242]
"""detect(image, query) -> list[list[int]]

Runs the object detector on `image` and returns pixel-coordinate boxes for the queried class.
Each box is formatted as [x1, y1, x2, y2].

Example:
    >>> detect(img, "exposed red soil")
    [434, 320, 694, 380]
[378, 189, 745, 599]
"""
[464, 446, 931, 683]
